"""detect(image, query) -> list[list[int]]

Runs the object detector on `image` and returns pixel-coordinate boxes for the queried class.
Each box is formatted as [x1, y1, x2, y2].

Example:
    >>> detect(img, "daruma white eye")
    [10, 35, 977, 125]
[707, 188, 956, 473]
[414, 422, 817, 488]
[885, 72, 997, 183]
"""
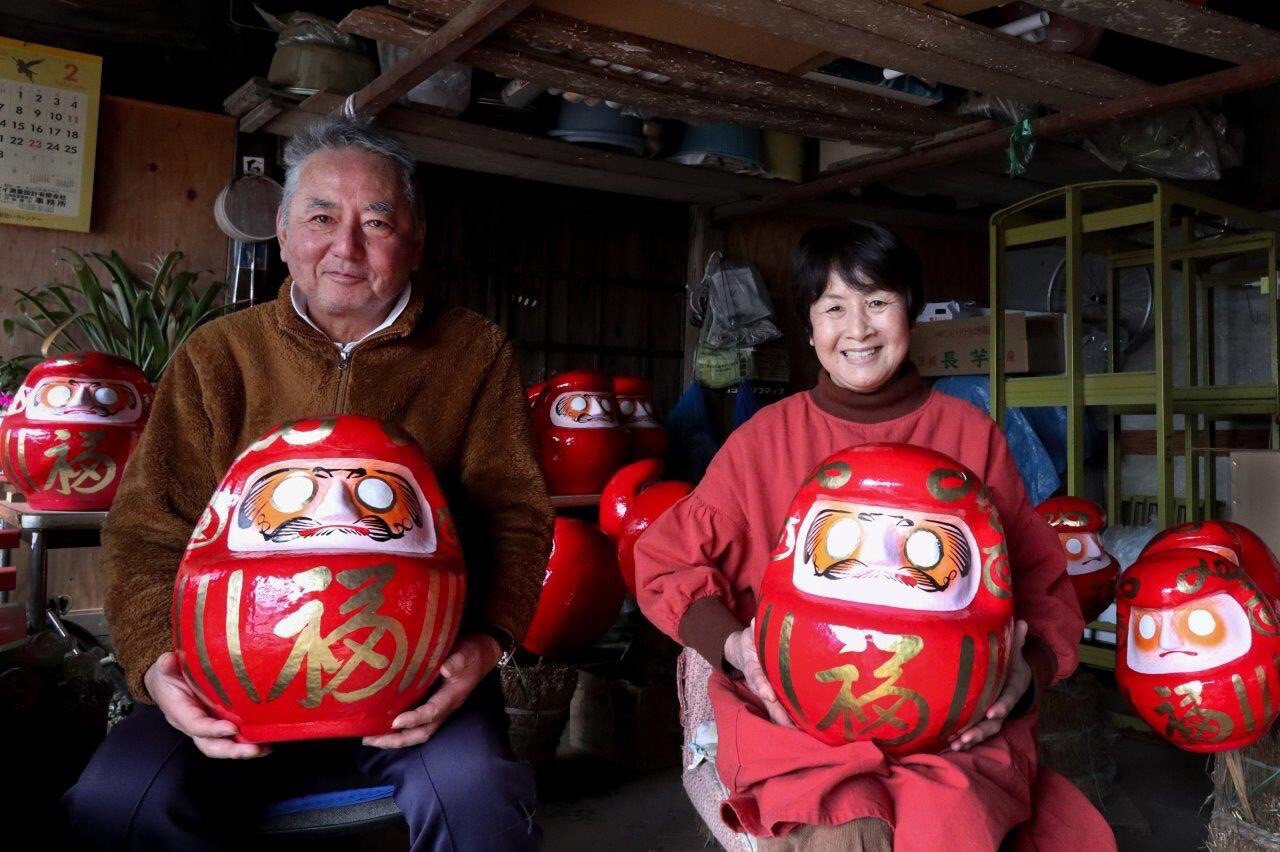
[570, 396, 587, 412]
[599, 398, 612, 412]
[619, 400, 635, 416]
[1138, 613, 1158, 640]
[826, 518, 861, 560]
[905, 529, 943, 569]
[356, 478, 395, 511]
[1188, 609, 1217, 637]
[47, 385, 72, 407]
[94, 386, 118, 406]
[1065, 538, 1083, 556]
[270, 476, 315, 513]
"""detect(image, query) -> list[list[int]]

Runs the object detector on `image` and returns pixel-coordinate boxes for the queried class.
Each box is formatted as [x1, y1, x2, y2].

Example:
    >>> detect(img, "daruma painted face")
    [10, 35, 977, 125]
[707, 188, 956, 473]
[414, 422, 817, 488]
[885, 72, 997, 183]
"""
[1116, 547, 1280, 752]
[613, 375, 667, 461]
[0, 352, 154, 510]
[1035, 496, 1119, 622]
[530, 370, 629, 495]
[756, 443, 1014, 755]
[174, 416, 465, 742]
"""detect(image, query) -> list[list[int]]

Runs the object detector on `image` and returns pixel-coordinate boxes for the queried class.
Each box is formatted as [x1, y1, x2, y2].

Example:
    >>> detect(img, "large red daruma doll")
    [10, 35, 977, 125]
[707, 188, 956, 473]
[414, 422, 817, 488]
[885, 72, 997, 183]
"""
[756, 444, 1014, 754]
[1034, 496, 1119, 623]
[613, 376, 668, 461]
[173, 416, 466, 742]
[0, 352, 154, 510]
[530, 370, 629, 495]
[522, 518, 625, 657]
[1116, 547, 1280, 752]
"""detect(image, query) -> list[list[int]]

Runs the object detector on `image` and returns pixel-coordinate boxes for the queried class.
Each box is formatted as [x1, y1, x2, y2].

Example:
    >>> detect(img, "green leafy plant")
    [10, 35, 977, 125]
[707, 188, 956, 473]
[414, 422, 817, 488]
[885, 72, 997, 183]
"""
[3, 249, 235, 384]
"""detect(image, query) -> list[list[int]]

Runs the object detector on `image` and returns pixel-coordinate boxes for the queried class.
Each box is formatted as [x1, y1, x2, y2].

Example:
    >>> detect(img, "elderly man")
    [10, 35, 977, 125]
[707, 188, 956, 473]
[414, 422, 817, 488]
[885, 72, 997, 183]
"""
[61, 116, 553, 850]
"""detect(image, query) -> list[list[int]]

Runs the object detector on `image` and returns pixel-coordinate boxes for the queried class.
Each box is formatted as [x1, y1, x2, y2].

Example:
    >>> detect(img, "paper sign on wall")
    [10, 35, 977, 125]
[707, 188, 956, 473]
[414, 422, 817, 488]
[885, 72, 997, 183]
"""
[0, 37, 101, 233]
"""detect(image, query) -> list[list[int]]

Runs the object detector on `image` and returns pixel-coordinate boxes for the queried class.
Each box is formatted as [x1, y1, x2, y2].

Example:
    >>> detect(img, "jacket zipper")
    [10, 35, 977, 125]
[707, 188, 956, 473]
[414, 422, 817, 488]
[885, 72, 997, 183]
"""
[334, 327, 401, 412]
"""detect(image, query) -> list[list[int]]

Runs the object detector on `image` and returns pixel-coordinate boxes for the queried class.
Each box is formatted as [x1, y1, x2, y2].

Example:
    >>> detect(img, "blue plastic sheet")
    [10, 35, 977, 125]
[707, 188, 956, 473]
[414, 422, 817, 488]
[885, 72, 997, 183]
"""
[664, 380, 764, 483]
[934, 377, 1061, 505]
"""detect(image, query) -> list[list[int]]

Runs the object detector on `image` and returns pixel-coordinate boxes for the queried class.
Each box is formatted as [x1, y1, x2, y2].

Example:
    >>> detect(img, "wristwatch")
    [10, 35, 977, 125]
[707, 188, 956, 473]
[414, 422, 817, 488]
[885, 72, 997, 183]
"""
[480, 625, 517, 666]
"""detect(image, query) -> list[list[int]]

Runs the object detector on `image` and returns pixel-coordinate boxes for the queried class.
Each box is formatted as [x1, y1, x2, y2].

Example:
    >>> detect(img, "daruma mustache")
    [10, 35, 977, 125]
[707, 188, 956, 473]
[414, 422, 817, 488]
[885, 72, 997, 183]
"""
[263, 514, 404, 542]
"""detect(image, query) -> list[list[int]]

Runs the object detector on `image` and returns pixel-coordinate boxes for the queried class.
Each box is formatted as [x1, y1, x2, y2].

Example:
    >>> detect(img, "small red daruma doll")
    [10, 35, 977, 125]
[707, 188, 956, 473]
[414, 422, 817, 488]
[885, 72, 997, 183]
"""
[613, 376, 668, 460]
[1035, 496, 1119, 622]
[1116, 547, 1280, 752]
[756, 443, 1014, 755]
[0, 352, 154, 510]
[522, 518, 625, 657]
[530, 370, 629, 496]
[599, 459, 691, 597]
[173, 416, 466, 742]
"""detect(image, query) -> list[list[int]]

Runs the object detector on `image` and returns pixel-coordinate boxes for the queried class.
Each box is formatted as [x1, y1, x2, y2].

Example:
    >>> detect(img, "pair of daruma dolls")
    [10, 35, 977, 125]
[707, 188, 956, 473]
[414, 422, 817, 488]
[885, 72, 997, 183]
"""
[1115, 521, 1280, 752]
[528, 371, 667, 496]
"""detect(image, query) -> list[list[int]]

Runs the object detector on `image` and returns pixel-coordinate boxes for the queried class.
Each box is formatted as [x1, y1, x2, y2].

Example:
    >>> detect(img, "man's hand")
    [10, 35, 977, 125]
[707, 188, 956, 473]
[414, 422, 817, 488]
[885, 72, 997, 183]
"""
[723, 619, 794, 727]
[951, 620, 1033, 752]
[145, 652, 270, 759]
[363, 632, 502, 749]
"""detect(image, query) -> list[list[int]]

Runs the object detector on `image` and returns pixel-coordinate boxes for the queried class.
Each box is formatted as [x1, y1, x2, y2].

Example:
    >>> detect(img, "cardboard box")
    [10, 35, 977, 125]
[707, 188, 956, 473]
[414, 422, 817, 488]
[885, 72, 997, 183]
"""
[1230, 450, 1280, 559]
[909, 313, 1065, 377]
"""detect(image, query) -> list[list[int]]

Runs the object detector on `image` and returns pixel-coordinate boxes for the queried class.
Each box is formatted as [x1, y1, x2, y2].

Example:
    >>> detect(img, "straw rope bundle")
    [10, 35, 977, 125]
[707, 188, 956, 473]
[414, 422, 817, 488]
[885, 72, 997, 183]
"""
[1208, 728, 1280, 851]
[1036, 669, 1117, 806]
[500, 661, 580, 765]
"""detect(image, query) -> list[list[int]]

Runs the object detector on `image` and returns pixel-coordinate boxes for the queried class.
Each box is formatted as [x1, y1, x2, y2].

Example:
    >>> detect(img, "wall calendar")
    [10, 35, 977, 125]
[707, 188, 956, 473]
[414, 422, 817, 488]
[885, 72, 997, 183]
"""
[0, 37, 101, 233]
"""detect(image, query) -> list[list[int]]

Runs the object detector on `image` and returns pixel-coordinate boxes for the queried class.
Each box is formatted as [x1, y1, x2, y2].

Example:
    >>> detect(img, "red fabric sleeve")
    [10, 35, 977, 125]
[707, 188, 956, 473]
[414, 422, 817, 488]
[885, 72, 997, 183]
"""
[633, 492, 752, 652]
[983, 427, 1083, 686]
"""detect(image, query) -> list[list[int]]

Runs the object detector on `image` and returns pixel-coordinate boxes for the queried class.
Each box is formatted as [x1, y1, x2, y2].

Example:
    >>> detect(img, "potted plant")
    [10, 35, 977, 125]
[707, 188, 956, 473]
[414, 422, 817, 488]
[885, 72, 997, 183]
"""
[3, 248, 235, 385]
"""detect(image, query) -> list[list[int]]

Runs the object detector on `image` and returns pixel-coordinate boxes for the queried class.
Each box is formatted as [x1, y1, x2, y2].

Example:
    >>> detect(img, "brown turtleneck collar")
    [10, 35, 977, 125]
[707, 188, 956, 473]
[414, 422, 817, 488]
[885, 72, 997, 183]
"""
[809, 361, 932, 423]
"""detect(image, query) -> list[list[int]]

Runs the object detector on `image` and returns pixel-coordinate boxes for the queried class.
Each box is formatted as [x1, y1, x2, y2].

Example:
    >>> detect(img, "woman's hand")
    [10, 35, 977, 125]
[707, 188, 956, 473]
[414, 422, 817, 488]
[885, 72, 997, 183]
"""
[145, 652, 271, 759]
[724, 618, 794, 727]
[363, 632, 502, 749]
[951, 620, 1032, 752]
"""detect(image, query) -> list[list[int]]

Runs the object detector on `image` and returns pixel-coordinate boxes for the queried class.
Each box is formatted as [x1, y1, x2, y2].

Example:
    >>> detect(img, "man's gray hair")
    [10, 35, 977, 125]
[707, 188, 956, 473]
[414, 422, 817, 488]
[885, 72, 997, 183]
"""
[279, 115, 421, 224]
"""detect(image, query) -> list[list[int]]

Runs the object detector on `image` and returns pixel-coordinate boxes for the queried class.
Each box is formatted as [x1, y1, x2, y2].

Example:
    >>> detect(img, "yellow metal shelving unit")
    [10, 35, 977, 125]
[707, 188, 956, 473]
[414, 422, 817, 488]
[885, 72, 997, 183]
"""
[989, 180, 1280, 530]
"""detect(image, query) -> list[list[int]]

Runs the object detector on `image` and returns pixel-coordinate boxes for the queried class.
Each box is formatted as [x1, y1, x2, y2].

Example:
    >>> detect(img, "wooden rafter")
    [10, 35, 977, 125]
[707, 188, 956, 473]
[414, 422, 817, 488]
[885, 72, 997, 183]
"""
[342, 6, 928, 144]
[389, 0, 968, 134]
[718, 56, 1280, 220]
[1024, 0, 1280, 65]
[345, 0, 535, 116]
[666, 0, 1146, 108]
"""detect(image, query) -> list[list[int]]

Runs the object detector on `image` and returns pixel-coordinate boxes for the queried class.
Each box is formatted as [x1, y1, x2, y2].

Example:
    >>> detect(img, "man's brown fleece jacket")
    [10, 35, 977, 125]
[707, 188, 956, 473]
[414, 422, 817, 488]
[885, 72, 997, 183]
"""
[101, 280, 554, 702]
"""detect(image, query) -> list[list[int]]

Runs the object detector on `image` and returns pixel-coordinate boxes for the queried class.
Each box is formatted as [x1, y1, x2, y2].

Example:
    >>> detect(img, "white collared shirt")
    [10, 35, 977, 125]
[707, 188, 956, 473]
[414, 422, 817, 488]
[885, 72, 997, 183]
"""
[291, 284, 412, 357]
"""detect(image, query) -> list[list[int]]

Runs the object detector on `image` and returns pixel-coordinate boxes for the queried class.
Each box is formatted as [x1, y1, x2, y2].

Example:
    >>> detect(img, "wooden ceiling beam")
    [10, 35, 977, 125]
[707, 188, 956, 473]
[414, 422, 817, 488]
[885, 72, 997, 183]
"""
[344, 0, 535, 117]
[1023, 0, 1280, 65]
[343, 6, 924, 145]
[389, 0, 967, 134]
[783, 0, 1146, 99]
[717, 56, 1280, 220]
[666, 0, 1131, 108]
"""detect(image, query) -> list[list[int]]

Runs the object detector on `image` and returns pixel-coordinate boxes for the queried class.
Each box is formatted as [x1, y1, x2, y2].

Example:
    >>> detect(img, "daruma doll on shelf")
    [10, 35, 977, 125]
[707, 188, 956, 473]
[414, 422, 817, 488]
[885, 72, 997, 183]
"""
[173, 416, 466, 742]
[0, 352, 154, 510]
[529, 370, 629, 495]
[756, 443, 1014, 755]
[1116, 547, 1280, 752]
[613, 375, 668, 460]
[599, 459, 691, 597]
[1034, 496, 1119, 623]
[521, 517, 625, 657]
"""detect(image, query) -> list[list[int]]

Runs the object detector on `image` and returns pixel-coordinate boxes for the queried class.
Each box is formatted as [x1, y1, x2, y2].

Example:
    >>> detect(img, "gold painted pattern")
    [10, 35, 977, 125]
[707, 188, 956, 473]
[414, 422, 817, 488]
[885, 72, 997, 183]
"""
[927, 468, 972, 503]
[939, 634, 975, 741]
[814, 461, 852, 489]
[777, 612, 805, 721]
[194, 576, 233, 706]
[225, 569, 261, 703]
[757, 605, 774, 683]
[399, 569, 442, 691]
[814, 632, 927, 746]
[416, 571, 461, 692]
[965, 632, 1002, 730]
[1153, 680, 1234, 745]
[1233, 673, 1255, 734]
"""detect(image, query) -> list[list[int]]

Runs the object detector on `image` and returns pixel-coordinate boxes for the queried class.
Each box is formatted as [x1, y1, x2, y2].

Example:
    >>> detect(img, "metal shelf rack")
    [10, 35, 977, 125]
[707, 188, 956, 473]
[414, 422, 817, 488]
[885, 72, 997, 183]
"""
[988, 180, 1280, 528]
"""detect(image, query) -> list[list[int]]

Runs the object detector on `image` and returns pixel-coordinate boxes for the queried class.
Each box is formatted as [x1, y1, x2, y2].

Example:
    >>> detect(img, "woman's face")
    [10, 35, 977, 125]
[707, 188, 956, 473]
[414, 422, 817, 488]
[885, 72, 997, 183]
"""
[808, 270, 911, 394]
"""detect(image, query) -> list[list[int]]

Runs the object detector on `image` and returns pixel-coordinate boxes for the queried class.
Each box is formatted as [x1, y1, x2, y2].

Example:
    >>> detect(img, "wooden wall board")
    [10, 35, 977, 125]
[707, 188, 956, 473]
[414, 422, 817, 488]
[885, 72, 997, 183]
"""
[1024, 0, 1280, 65]
[0, 96, 235, 364]
[0, 97, 233, 614]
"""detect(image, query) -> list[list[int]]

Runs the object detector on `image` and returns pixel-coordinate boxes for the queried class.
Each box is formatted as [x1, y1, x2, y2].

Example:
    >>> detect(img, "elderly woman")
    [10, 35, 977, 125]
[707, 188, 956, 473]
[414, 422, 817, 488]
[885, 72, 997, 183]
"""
[634, 223, 1114, 850]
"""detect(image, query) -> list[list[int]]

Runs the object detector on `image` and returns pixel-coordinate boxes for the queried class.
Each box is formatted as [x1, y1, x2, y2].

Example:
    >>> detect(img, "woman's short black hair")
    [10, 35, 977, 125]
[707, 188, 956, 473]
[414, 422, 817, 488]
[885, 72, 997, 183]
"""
[792, 222, 924, 335]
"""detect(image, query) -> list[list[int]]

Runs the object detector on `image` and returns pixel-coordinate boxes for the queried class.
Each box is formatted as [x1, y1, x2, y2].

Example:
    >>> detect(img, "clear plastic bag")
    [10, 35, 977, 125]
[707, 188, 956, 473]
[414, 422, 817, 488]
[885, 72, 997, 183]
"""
[1101, 522, 1159, 573]
[1083, 107, 1244, 181]
[376, 43, 471, 113]
[697, 251, 781, 349]
[256, 5, 364, 51]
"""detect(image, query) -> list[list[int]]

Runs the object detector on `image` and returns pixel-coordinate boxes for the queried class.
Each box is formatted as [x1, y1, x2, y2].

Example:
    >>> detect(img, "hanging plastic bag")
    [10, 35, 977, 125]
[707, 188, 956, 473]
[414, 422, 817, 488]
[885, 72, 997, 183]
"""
[694, 302, 755, 389]
[697, 252, 782, 349]
[1082, 107, 1244, 181]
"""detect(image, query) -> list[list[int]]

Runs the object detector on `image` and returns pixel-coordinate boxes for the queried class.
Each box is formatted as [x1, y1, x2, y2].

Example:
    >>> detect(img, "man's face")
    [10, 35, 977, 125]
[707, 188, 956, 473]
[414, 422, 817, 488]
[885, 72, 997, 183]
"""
[277, 147, 425, 336]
